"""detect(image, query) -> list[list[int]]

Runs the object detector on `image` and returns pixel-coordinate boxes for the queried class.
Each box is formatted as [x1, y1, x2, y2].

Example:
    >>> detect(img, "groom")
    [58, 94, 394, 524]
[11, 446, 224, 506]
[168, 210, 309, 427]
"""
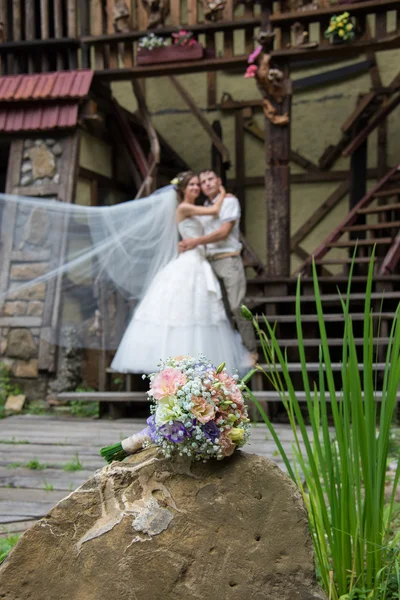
[178, 169, 257, 357]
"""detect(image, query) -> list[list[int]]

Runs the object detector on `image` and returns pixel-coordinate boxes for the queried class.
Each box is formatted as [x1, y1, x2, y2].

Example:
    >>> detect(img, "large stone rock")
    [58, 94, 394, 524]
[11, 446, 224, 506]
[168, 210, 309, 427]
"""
[23, 207, 51, 246]
[13, 358, 38, 378]
[6, 329, 37, 360]
[8, 282, 46, 301]
[3, 301, 28, 316]
[27, 144, 56, 179]
[0, 449, 326, 600]
[10, 262, 49, 281]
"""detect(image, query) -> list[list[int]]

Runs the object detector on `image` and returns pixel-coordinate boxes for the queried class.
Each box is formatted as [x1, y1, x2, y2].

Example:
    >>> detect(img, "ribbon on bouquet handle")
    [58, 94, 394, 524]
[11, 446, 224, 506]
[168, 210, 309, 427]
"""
[121, 429, 152, 454]
[120, 415, 157, 455]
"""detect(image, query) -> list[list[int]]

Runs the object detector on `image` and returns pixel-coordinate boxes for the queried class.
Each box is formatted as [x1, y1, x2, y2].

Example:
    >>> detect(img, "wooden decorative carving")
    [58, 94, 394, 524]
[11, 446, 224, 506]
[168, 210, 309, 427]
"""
[256, 54, 289, 126]
[113, 1, 132, 32]
[202, 1, 227, 21]
[140, 0, 170, 29]
[255, 28, 275, 52]
[290, 22, 318, 49]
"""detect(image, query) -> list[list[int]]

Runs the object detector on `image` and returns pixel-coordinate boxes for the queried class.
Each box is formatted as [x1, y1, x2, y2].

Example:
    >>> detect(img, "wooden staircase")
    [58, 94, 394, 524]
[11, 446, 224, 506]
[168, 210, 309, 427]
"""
[296, 164, 400, 275]
[244, 165, 400, 419]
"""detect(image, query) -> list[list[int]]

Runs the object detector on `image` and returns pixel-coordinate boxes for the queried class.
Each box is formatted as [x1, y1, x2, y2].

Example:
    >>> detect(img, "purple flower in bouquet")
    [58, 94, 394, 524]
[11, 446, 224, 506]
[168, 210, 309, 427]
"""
[158, 420, 192, 443]
[202, 421, 220, 442]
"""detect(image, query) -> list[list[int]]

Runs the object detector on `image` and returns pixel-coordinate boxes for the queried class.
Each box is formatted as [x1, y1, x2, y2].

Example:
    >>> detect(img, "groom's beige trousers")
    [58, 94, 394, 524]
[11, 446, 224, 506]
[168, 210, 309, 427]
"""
[209, 254, 257, 354]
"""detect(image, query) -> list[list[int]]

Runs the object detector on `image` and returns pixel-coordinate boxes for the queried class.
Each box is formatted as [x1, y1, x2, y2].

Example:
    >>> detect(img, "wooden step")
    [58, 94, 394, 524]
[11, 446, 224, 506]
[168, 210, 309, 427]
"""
[357, 203, 400, 215]
[256, 337, 391, 348]
[250, 390, 400, 403]
[57, 391, 147, 402]
[247, 274, 400, 285]
[256, 362, 388, 372]
[255, 312, 396, 323]
[314, 257, 383, 265]
[56, 388, 399, 404]
[374, 187, 400, 197]
[326, 237, 393, 248]
[342, 221, 400, 233]
[246, 291, 400, 304]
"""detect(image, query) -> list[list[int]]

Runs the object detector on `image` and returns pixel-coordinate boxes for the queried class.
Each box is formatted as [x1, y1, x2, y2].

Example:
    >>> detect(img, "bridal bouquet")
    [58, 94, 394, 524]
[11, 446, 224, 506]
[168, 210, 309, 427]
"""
[100, 356, 250, 464]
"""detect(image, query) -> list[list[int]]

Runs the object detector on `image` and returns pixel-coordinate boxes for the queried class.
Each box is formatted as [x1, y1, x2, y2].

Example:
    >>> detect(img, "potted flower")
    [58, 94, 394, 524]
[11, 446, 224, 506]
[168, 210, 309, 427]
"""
[324, 12, 355, 44]
[136, 30, 204, 66]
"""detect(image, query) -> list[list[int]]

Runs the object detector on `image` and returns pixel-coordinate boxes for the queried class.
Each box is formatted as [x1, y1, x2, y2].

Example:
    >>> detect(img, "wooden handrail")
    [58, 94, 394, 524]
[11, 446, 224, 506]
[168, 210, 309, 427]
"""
[379, 233, 400, 275]
[295, 165, 400, 274]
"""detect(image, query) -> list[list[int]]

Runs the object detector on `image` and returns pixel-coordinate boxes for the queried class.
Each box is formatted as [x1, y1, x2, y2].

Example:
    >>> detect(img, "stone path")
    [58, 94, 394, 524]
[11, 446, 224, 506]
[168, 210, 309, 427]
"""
[0, 415, 303, 538]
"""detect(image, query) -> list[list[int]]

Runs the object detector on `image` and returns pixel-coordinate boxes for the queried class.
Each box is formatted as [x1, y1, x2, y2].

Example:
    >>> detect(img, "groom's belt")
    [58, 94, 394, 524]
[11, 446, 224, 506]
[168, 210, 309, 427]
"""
[208, 251, 241, 262]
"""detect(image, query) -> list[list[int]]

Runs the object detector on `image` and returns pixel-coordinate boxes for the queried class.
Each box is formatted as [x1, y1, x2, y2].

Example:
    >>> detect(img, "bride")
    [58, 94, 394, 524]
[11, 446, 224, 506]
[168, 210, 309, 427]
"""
[111, 171, 252, 375]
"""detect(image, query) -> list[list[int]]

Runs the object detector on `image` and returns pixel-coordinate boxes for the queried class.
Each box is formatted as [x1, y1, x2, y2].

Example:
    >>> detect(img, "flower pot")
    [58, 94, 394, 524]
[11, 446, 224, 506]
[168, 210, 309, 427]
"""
[136, 44, 204, 66]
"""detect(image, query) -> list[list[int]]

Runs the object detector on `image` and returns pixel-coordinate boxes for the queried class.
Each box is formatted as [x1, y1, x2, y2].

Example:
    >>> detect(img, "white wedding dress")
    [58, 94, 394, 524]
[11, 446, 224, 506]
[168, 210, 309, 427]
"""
[111, 216, 252, 375]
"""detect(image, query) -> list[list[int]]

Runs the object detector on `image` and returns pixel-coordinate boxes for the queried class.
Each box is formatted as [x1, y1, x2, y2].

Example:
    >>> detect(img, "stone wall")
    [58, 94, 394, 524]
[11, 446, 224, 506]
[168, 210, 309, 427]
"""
[0, 134, 79, 398]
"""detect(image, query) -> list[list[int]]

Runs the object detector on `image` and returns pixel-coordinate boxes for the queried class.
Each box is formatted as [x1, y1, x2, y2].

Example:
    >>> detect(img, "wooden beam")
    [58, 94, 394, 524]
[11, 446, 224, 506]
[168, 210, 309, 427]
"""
[243, 117, 320, 173]
[270, 33, 400, 63]
[227, 168, 381, 186]
[343, 93, 400, 157]
[292, 60, 374, 92]
[131, 79, 160, 166]
[270, 0, 400, 25]
[82, 18, 262, 44]
[290, 180, 349, 249]
[169, 76, 230, 165]
[110, 102, 149, 179]
[341, 92, 377, 133]
[108, 117, 142, 189]
[78, 167, 133, 195]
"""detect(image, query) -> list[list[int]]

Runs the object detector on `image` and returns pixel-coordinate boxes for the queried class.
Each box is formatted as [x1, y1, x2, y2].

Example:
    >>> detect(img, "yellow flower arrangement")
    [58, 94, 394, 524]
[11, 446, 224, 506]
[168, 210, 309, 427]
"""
[325, 12, 355, 43]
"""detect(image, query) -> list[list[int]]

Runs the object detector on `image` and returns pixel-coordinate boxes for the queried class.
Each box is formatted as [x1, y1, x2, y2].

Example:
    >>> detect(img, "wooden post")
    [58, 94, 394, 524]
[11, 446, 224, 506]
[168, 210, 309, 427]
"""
[211, 121, 226, 186]
[235, 109, 246, 233]
[264, 75, 292, 276]
[79, 0, 90, 68]
[67, 0, 78, 68]
[54, 0, 64, 70]
[0, 0, 9, 72]
[349, 121, 368, 240]
[40, 0, 50, 70]
[91, 0, 104, 70]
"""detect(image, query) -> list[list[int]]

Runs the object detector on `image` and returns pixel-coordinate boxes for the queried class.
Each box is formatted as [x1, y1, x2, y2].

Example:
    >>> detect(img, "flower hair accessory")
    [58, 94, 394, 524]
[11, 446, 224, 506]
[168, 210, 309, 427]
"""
[170, 171, 191, 188]
[100, 355, 250, 463]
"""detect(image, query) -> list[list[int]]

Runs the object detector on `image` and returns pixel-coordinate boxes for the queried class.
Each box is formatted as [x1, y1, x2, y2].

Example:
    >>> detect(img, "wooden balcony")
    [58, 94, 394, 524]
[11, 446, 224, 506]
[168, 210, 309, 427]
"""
[0, 0, 398, 79]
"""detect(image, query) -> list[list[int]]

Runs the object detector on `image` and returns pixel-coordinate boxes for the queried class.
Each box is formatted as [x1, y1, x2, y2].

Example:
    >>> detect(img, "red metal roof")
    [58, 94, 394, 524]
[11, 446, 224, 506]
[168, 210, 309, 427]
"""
[0, 70, 93, 132]
[0, 70, 93, 102]
[0, 104, 79, 132]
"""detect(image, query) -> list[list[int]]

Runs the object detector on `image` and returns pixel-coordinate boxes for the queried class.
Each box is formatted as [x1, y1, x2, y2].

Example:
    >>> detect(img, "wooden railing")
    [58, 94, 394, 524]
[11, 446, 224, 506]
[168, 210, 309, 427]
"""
[271, 0, 400, 58]
[0, 0, 267, 76]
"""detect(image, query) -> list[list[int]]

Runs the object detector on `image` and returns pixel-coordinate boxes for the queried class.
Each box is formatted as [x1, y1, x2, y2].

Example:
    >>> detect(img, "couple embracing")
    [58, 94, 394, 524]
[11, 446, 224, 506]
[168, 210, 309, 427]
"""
[111, 169, 257, 375]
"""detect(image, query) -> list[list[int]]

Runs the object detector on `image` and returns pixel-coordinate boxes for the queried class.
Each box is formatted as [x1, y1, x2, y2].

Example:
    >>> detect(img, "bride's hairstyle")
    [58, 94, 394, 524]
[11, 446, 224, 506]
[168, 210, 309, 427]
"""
[173, 171, 197, 201]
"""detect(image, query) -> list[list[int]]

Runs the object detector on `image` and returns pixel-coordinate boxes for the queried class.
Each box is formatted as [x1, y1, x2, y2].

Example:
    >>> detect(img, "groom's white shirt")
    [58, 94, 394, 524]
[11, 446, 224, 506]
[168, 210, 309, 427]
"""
[200, 195, 242, 257]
